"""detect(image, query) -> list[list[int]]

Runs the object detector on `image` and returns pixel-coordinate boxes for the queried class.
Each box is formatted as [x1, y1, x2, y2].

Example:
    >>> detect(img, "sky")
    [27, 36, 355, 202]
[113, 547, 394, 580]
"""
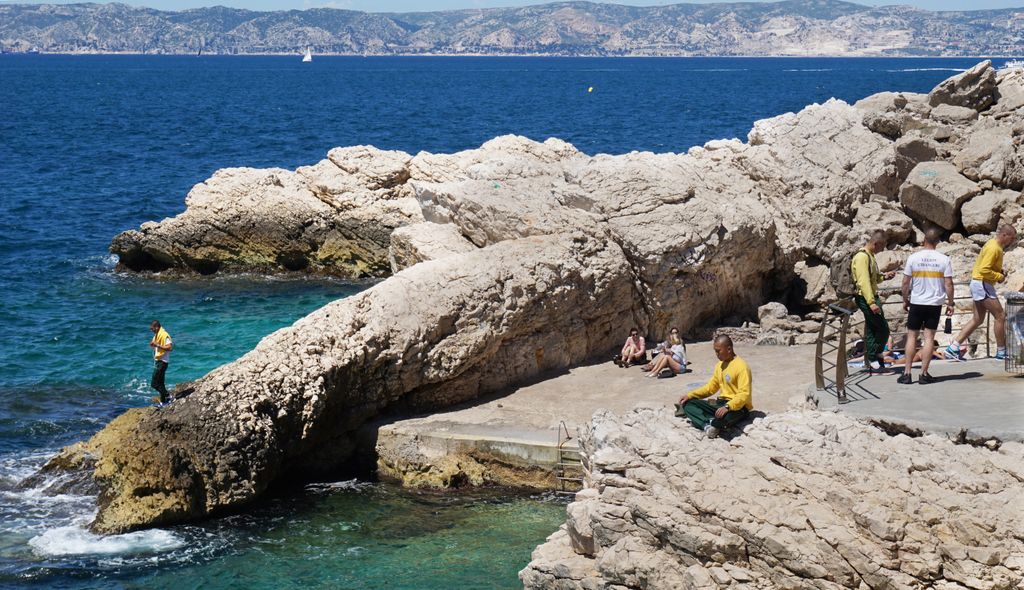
[1, 0, 1020, 12]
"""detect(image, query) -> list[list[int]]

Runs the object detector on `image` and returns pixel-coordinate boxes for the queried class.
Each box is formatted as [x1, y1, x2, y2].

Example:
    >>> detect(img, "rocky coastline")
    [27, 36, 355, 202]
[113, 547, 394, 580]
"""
[520, 405, 1024, 587]
[37, 62, 1024, 541]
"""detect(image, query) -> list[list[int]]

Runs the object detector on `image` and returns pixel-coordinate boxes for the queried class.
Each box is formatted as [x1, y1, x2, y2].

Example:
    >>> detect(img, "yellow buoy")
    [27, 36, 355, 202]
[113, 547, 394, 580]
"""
[587, 86, 593, 93]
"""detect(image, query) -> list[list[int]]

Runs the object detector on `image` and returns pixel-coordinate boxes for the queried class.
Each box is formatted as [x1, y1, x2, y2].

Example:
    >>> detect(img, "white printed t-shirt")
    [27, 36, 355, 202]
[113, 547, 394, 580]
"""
[903, 250, 953, 306]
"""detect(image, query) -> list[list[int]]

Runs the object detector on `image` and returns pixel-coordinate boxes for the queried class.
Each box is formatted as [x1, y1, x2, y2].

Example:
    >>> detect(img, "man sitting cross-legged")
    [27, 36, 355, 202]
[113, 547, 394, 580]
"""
[676, 335, 753, 439]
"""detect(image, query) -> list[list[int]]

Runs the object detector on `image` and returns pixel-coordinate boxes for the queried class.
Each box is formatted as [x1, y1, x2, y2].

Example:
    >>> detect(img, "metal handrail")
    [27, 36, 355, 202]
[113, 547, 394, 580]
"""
[815, 281, 992, 403]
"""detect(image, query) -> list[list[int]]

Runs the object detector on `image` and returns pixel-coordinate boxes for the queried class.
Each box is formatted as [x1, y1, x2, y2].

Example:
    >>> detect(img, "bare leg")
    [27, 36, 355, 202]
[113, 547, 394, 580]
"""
[920, 328, 937, 375]
[980, 298, 1006, 348]
[647, 354, 668, 376]
[953, 301, 987, 345]
[621, 344, 638, 366]
[666, 356, 683, 374]
[904, 329, 919, 379]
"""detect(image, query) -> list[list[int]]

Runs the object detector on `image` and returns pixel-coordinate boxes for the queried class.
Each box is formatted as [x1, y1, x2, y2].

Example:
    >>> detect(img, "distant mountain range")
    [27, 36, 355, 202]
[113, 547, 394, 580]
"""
[2, 0, 1024, 57]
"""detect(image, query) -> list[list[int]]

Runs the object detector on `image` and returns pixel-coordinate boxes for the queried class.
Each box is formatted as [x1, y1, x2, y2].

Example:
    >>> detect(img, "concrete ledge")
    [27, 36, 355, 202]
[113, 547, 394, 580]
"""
[813, 357, 1024, 443]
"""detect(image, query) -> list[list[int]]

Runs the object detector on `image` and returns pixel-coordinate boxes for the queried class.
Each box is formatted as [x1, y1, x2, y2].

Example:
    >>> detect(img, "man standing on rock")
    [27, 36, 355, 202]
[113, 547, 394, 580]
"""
[676, 335, 751, 439]
[945, 224, 1019, 361]
[852, 230, 896, 373]
[149, 320, 173, 404]
[899, 228, 954, 385]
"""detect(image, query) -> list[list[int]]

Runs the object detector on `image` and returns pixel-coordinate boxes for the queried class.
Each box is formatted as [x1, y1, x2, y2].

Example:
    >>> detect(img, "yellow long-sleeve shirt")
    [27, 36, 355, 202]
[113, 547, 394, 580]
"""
[972, 239, 1004, 284]
[687, 355, 753, 412]
[851, 249, 882, 303]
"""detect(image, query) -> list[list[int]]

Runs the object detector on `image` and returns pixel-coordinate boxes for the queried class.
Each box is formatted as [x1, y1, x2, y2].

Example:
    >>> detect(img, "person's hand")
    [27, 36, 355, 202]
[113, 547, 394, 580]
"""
[714, 406, 729, 419]
[679, 394, 690, 405]
[946, 304, 954, 316]
[149, 341, 156, 348]
[884, 271, 897, 280]
[870, 303, 882, 314]
[903, 301, 910, 312]
[997, 275, 1006, 283]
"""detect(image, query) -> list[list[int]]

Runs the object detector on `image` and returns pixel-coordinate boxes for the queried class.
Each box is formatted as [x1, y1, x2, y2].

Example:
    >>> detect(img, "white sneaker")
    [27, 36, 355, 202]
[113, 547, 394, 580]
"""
[704, 425, 719, 439]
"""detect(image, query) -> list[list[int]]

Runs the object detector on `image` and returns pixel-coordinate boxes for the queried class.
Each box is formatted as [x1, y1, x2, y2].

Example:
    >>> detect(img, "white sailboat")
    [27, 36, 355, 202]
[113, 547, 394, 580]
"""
[302, 47, 312, 62]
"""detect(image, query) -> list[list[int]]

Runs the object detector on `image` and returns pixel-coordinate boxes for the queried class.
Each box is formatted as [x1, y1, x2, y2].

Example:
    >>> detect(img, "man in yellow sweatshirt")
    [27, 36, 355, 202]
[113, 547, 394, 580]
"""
[676, 335, 752, 439]
[852, 230, 896, 373]
[946, 224, 1018, 360]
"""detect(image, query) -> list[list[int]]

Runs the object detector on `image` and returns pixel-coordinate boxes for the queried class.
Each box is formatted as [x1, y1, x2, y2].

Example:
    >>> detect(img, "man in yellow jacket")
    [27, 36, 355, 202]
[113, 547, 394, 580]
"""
[149, 320, 173, 404]
[676, 335, 752, 439]
[852, 230, 896, 373]
[946, 224, 1019, 360]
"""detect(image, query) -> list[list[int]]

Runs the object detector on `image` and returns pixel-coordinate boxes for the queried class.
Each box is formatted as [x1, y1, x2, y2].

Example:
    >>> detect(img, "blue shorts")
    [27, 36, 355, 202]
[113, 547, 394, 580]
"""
[969, 280, 997, 301]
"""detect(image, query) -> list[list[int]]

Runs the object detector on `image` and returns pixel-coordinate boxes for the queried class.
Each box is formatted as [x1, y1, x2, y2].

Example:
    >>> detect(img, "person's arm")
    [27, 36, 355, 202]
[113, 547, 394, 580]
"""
[944, 277, 955, 315]
[901, 274, 912, 311]
[852, 252, 876, 305]
[637, 336, 645, 354]
[681, 369, 719, 403]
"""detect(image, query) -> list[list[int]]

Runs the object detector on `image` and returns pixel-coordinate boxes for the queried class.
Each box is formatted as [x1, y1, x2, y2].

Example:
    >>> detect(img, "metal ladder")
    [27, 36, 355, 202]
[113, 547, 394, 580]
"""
[814, 299, 856, 403]
[555, 421, 584, 493]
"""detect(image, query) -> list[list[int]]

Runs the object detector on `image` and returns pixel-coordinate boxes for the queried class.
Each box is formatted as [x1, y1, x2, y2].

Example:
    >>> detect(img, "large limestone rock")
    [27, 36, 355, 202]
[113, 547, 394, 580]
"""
[929, 103, 979, 125]
[111, 146, 423, 277]
[961, 189, 1019, 234]
[521, 407, 1024, 589]
[44, 63, 1024, 533]
[48, 232, 635, 532]
[899, 161, 981, 229]
[387, 221, 477, 272]
[953, 125, 1024, 190]
[851, 199, 915, 244]
[928, 60, 998, 111]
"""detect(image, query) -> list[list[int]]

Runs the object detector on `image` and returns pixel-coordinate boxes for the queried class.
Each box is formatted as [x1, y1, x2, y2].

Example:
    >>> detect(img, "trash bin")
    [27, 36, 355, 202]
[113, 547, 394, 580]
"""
[1007, 292, 1024, 374]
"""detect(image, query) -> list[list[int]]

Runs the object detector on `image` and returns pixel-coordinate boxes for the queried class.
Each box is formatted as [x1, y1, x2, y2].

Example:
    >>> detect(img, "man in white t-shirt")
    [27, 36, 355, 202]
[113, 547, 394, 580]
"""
[898, 228, 954, 385]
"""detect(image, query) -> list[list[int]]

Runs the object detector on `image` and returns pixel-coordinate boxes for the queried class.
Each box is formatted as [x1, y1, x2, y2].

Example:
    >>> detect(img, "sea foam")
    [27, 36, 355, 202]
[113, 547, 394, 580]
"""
[29, 524, 184, 556]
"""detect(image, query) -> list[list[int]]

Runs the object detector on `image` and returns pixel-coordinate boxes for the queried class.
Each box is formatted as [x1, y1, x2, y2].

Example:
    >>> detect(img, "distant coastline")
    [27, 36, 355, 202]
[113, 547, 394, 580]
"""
[4, 0, 1024, 58]
[3, 52, 1022, 59]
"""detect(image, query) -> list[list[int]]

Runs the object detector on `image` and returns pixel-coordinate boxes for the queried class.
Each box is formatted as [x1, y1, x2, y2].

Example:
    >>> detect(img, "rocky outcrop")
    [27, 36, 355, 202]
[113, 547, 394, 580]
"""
[521, 406, 1024, 588]
[44, 64, 1024, 532]
[898, 161, 981, 230]
[387, 222, 477, 272]
[52, 232, 635, 532]
[111, 146, 423, 277]
[928, 60, 998, 111]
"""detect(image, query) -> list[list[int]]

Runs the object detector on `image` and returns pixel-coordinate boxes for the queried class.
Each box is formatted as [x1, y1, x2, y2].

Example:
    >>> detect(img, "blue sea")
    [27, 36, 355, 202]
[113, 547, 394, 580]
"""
[0, 55, 1001, 588]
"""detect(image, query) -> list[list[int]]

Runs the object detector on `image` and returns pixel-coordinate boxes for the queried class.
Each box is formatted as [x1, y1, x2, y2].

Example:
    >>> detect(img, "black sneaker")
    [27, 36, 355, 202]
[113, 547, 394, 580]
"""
[918, 373, 937, 385]
[896, 373, 913, 385]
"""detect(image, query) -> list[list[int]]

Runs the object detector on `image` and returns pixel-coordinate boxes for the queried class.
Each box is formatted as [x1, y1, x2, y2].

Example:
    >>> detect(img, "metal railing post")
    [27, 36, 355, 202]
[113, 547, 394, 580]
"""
[836, 313, 849, 403]
[814, 317, 827, 390]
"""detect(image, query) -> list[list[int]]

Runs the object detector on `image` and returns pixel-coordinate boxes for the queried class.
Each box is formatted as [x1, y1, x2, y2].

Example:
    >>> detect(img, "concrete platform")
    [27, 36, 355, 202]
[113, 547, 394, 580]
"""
[814, 357, 1024, 442]
[376, 341, 817, 476]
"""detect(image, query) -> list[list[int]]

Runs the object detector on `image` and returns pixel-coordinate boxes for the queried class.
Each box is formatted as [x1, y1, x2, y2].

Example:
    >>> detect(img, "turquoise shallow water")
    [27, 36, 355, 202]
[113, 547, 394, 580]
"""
[0, 54, 999, 588]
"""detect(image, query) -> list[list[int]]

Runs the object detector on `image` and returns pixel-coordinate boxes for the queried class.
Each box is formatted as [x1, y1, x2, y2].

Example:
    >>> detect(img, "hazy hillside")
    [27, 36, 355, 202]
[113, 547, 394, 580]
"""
[2, 0, 1023, 56]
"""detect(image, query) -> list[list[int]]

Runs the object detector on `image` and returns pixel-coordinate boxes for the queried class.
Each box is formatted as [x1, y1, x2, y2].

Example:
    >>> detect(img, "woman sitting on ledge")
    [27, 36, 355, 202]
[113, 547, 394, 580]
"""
[615, 327, 646, 367]
[644, 328, 687, 377]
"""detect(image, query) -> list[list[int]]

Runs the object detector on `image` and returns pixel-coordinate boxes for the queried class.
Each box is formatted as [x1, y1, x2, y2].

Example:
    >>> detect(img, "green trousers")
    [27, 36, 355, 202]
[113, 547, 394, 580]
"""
[855, 295, 889, 366]
[675, 398, 750, 430]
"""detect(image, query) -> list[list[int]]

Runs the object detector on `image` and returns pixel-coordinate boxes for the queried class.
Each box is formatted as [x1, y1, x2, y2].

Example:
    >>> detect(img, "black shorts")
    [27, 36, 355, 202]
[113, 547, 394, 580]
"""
[907, 304, 941, 331]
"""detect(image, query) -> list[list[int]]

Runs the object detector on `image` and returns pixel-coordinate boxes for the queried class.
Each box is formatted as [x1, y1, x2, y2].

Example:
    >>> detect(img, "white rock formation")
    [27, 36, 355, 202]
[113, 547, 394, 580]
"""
[47, 63, 1024, 533]
[522, 407, 1024, 589]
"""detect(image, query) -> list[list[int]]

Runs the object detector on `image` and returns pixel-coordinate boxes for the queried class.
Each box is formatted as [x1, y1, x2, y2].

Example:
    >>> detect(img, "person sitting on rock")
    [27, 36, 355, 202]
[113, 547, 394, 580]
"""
[676, 335, 751, 439]
[644, 328, 687, 377]
[616, 327, 645, 367]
